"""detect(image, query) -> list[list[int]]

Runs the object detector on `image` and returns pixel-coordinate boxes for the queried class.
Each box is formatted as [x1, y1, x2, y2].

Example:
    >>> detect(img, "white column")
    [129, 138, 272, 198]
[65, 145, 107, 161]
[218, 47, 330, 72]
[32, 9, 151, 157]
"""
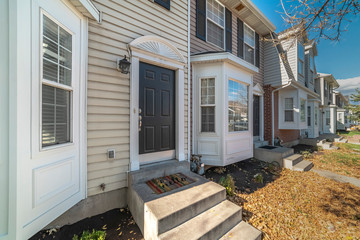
[176, 69, 185, 161]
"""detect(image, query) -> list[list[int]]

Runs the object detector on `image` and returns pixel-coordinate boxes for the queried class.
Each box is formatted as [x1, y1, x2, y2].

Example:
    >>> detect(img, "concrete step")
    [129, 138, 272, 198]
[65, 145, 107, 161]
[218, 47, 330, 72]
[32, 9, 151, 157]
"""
[331, 146, 340, 150]
[283, 154, 303, 170]
[144, 181, 226, 239]
[293, 160, 314, 172]
[316, 139, 326, 146]
[253, 140, 269, 148]
[334, 136, 344, 142]
[159, 200, 242, 240]
[321, 142, 333, 149]
[220, 221, 262, 240]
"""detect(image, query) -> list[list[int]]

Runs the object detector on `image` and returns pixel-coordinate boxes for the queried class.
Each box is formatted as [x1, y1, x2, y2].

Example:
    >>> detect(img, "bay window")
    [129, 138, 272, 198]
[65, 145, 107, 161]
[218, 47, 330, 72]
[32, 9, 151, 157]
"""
[201, 78, 215, 132]
[284, 98, 294, 122]
[315, 106, 318, 125]
[42, 15, 72, 147]
[228, 80, 248, 132]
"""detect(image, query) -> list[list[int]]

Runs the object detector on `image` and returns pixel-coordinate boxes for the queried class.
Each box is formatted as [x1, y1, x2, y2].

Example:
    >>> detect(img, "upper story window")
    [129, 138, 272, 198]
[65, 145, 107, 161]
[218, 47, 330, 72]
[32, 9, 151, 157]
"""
[284, 98, 294, 122]
[228, 80, 249, 132]
[206, 0, 225, 48]
[154, 0, 170, 10]
[309, 54, 314, 84]
[42, 14, 72, 147]
[243, 25, 255, 64]
[324, 81, 328, 98]
[298, 42, 304, 76]
[201, 78, 215, 132]
[237, 19, 259, 67]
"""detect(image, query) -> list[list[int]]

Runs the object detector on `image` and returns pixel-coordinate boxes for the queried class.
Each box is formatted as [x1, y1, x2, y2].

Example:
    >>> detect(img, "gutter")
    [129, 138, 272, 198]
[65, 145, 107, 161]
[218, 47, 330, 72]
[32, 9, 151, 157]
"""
[187, 0, 191, 161]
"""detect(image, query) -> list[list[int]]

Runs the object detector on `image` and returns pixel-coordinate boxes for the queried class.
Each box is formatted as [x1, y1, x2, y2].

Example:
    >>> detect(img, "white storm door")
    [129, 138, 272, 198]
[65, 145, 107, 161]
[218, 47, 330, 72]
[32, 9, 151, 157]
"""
[23, 0, 85, 237]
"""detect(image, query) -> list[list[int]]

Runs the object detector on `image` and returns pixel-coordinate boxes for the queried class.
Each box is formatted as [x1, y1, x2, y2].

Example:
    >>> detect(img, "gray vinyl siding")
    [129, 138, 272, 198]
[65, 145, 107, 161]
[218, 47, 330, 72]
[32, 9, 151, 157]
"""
[281, 40, 299, 83]
[190, 0, 265, 86]
[304, 50, 315, 92]
[0, 0, 9, 235]
[87, 0, 189, 196]
[264, 40, 282, 86]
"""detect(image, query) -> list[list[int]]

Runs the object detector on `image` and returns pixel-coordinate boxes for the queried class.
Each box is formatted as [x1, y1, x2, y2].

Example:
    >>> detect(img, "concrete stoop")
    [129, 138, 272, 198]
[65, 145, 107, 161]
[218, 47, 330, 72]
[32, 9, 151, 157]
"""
[334, 136, 348, 143]
[253, 140, 269, 148]
[283, 154, 313, 172]
[254, 146, 294, 167]
[319, 141, 339, 150]
[128, 161, 261, 240]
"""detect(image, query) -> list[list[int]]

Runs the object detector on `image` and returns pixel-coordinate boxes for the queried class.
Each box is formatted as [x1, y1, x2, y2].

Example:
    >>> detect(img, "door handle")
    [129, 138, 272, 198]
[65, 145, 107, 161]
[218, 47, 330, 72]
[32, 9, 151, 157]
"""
[139, 108, 142, 132]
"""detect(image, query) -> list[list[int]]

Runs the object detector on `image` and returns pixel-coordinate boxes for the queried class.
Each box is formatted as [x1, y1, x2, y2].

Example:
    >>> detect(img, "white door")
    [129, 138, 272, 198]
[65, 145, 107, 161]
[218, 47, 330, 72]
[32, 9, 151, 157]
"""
[22, 0, 85, 237]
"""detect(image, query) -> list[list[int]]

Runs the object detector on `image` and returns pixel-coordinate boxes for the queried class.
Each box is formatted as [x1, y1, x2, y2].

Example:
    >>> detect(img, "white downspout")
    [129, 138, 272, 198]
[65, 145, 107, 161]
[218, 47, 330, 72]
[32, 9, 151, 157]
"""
[271, 81, 292, 145]
[187, 0, 191, 161]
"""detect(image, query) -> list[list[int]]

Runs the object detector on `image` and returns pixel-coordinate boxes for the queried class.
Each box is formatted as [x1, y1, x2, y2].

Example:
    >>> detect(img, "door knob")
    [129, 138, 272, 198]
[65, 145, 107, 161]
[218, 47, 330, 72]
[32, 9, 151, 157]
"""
[139, 108, 142, 132]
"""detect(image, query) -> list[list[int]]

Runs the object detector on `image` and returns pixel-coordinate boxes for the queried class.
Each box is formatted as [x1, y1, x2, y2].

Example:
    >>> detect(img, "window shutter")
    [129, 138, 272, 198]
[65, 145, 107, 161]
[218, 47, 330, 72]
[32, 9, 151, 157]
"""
[225, 8, 232, 52]
[255, 32, 260, 67]
[154, 0, 170, 10]
[237, 19, 244, 59]
[196, 0, 206, 41]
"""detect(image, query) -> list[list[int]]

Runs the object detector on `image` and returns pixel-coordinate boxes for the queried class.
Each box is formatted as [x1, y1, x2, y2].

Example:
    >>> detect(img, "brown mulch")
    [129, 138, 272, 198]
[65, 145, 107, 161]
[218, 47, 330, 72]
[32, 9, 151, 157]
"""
[29, 208, 143, 240]
[228, 170, 360, 240]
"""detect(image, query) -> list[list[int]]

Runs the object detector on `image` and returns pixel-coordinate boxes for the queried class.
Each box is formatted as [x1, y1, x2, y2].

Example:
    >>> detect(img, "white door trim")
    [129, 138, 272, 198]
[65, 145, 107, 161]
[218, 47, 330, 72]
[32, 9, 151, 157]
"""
[253, 83, 264, 141]
[129, 36, 186, 171]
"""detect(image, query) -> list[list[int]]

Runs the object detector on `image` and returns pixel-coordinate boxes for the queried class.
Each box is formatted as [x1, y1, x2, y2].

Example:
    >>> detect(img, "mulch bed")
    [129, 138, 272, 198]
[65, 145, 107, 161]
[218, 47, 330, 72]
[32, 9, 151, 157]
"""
[29, 208, 143, 240]
[205, 158, 280, 194]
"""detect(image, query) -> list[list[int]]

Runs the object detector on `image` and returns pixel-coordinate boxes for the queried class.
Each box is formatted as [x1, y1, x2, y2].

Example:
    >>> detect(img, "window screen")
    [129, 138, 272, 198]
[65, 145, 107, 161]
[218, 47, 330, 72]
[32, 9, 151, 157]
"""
[42, 15, 72, 147]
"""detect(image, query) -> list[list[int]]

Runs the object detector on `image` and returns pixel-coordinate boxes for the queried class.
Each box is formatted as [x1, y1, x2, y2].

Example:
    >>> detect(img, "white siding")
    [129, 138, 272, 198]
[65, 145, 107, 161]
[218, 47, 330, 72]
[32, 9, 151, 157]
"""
[0, 0, 9, 237]
[87, 0, 189, 196]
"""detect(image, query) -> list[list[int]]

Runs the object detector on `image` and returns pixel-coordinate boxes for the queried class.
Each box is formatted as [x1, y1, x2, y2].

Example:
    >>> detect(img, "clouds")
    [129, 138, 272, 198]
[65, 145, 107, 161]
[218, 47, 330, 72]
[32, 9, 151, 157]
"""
[336, 76, 360, 97]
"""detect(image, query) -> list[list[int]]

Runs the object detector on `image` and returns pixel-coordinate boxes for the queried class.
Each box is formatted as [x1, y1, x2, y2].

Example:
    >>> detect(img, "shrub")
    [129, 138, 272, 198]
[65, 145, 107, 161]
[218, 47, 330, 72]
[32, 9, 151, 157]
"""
[219, 174, 236, 196]
[300, 150, 312, 159]
[253, 173, 264, 183]
[72, 230, 106, 240]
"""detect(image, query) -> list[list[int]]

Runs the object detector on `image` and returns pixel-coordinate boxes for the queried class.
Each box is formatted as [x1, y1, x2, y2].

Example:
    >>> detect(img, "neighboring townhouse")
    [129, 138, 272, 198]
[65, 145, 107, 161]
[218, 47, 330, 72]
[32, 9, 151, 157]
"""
[335, 91, 351, 130]
[316, 73, 340, 134]
[263, 29, 320, 147]
[1, 0, 190, 239]
[190, 0, 276, 166]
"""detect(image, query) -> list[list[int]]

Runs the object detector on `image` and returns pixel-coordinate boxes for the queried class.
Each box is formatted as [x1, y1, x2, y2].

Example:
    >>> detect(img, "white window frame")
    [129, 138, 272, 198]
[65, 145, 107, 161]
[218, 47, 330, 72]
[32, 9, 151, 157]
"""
[40, 11, 75, 150]
[298, 42, 304, 76]
[300, 98, 306, 122]
[227, 79, 249, 133]
[200, 78, 216, 132]
[284, 98, 294, 122]
[206, 0, 225, 49]
[243, 23, 255, 65]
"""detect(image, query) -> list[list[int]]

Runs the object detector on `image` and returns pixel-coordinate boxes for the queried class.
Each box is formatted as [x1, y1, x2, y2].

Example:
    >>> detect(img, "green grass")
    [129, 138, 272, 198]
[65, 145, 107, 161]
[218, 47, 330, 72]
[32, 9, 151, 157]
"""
[338, 130, 360, 137]
[337, 142, 360, 151]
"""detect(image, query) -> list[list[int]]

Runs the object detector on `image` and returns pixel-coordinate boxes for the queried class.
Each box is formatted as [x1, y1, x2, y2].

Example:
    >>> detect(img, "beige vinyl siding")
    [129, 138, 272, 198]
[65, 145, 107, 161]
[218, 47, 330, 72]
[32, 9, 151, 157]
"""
[190, 0, 264, 86]
[281, 40, 297, 83]
[87, 0, 189, 196]
[264, 40, 282, 86]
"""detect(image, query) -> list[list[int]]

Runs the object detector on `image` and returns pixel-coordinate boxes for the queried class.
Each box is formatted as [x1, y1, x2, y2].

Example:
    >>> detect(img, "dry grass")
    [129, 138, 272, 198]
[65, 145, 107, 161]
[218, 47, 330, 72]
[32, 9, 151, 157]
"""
[308, 143, 360, 178]
[228, 170, 360, 240]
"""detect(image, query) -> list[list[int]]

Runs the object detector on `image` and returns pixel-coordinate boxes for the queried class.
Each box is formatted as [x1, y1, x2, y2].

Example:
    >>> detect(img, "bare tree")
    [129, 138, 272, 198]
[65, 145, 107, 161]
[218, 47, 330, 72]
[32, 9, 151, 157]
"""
[279, 0, 360, 42]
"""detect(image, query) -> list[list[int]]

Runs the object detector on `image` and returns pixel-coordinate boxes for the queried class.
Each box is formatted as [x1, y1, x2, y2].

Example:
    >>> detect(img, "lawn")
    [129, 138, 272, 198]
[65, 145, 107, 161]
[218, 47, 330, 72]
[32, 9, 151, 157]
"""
[305, 143, 360, 178]
[227, 169, 360, 240]
[338, 130, 360, 138]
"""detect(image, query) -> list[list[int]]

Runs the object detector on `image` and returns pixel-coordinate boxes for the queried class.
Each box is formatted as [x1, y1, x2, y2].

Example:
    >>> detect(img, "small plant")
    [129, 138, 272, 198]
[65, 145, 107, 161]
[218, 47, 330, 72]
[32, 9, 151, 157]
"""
[300, 150, 312, 159]
[72, 230, 106, 240]
[317, 146, 323, 151]
[253, 173, 264, 183]
[219, 174, 236, 196]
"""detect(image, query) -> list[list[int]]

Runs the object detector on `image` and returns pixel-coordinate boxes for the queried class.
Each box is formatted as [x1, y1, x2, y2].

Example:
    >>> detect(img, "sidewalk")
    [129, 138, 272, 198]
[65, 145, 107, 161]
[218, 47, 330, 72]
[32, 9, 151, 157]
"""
[312, 169, 360, 188]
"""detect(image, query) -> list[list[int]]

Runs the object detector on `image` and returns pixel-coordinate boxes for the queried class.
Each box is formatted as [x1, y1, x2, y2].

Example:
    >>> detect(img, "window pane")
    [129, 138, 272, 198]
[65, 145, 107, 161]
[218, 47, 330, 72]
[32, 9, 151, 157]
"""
[201, 78, 215, 105]
[42, 14, 72, 87]
[285, 98, 293, 109]
[300, 99, 306, 122]
[228, 80, 248, 132]
[42, 85, 71, 147]
[244, 44, 254, 64]
[207, 0, 224, 27]
[207, 20, 224, 48]
[298, 43, 304, 60]
[201, 107, 215, 132]
[244, 25, 255, 47]
[298, 60, 304, 75]
[315, 106, 318, 125]
[285, 110, 294, 122]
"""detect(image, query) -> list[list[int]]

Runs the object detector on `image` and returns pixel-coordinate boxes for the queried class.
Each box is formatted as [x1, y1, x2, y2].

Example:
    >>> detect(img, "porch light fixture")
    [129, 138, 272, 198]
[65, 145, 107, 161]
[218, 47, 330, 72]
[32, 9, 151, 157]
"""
[117, 55, 131, 74]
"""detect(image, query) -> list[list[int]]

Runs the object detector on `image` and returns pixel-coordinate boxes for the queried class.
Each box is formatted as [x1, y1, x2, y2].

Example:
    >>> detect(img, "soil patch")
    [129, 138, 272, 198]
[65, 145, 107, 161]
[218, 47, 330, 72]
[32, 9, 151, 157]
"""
[205, 158, 280, 194]
[29, 208, 143, 240]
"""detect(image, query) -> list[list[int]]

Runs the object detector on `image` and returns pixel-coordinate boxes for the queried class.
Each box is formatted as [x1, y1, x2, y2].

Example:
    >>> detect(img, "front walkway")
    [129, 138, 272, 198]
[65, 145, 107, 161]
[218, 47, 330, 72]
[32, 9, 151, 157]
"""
[312, 169, 360, 187]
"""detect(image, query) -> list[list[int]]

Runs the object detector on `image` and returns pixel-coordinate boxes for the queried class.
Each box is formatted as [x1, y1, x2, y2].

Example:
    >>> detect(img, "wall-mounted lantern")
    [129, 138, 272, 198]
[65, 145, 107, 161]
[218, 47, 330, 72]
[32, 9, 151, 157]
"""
[117, 55, 131, 74]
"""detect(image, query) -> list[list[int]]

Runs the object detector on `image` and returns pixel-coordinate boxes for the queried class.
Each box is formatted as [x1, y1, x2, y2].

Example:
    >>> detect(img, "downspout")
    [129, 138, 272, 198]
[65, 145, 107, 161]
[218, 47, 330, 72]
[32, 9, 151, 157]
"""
[271, 81, 292, 145]
[187, 0, 191, 161]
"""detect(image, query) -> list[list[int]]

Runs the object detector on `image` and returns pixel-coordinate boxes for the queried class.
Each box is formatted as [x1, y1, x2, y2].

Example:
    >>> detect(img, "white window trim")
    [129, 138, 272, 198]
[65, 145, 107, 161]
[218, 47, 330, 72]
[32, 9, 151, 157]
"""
[284, 97, 294, 122]
[227, 78, 250, 134]
[242, 23, 256, 65]
[205, 0, 225, 50]
[200, 78, 216, 133]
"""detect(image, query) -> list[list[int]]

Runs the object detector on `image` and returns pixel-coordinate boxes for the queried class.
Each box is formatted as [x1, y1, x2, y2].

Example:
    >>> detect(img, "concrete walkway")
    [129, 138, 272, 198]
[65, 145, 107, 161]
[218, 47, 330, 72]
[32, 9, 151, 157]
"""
[311, 169, 360, 188]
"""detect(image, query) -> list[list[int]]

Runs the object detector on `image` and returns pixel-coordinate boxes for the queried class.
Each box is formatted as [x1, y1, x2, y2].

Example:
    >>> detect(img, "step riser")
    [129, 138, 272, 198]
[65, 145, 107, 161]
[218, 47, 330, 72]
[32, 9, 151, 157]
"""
[149, 189, 226, 236]
[198, 209, 242, 240]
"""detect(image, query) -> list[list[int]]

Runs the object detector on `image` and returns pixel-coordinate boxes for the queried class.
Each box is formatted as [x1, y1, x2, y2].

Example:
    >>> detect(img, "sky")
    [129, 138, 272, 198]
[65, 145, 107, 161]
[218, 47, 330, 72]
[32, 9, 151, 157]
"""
[252, 0, 360, 99]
